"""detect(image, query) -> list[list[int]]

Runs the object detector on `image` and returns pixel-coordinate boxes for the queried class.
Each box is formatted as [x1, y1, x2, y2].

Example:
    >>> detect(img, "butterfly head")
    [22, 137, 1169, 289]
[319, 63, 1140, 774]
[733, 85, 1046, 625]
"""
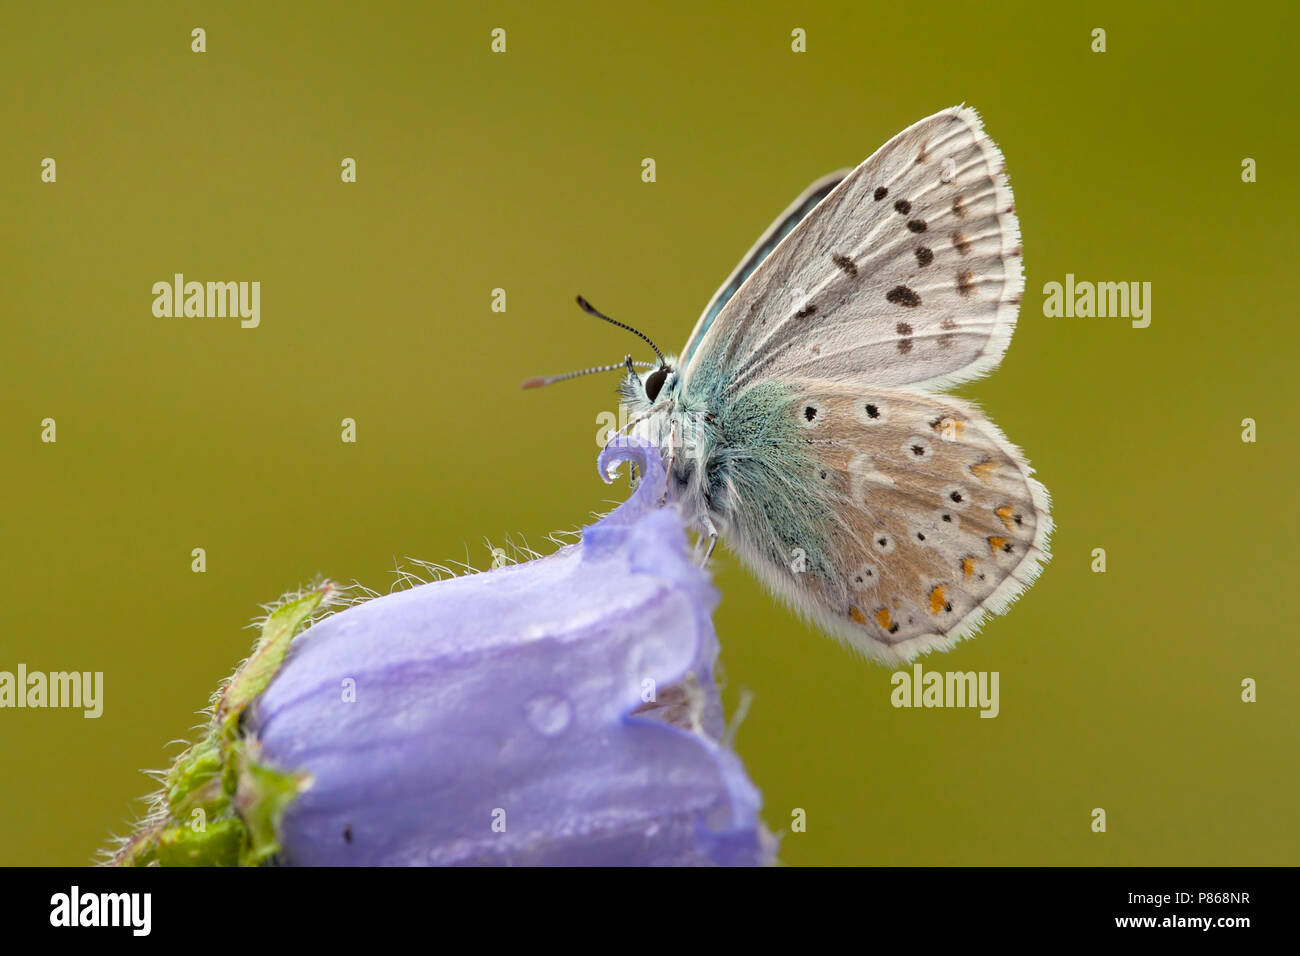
[521, 297, 681, 436]
[643, 364, 671, 402]
[619, 353, 680, 415]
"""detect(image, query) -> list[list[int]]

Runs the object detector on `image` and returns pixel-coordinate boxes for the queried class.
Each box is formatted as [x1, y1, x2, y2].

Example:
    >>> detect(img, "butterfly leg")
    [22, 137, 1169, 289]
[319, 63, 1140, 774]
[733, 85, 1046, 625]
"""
[660, 417, 680, 506]
[698, 514, 719, 568]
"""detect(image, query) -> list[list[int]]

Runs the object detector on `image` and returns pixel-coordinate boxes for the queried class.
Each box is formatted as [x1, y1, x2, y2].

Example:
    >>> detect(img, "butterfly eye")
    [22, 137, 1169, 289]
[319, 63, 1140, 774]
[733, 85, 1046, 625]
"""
[644, 366, 670, 401]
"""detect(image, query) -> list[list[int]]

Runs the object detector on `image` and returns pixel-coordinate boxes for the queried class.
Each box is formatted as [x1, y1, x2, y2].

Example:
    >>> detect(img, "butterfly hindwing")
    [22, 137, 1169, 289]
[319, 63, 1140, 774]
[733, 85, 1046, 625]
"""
[713, 379, 1051, 664]
[682, 105, 1024, 396]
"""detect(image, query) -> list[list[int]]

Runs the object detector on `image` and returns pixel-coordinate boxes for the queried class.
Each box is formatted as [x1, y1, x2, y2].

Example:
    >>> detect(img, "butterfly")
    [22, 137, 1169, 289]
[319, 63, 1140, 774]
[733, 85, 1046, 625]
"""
[527, 106, 1052, 664]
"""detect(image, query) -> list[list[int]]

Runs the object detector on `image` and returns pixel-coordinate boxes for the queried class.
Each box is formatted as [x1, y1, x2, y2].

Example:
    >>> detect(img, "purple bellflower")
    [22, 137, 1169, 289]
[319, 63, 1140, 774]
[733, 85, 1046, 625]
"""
[245, 438, 775, 865]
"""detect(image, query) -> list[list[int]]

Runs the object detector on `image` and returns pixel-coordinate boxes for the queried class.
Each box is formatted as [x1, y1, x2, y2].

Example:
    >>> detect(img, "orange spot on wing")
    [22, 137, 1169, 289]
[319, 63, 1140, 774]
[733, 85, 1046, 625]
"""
[849, 606, 867, 625]
[874, 607, 893, 630]
[988, 536, 1008, 554]
[970, 459, 999, 481]
[931, 417, 965, 438]
[929, 586, 946, 614]
[994, 505, 1015, 530]
[962, 557, 975, 580]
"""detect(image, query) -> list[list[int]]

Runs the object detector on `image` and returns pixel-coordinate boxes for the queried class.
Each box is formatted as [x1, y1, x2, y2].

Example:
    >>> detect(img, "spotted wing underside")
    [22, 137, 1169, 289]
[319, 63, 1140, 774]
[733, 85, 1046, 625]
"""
[681, 169, 848, 370]
[717, 381, 1051, 664]
[682, 106, 1024, 397]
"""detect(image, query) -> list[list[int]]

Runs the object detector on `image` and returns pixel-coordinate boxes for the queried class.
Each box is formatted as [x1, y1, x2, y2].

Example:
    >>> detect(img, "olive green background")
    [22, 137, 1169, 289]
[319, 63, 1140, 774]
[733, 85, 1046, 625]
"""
[2, 1, 1296, 866]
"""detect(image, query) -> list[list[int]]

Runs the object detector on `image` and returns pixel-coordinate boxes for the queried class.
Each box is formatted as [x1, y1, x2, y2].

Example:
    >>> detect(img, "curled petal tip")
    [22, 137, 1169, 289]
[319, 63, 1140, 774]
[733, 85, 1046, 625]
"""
[597, 435, 660, 485]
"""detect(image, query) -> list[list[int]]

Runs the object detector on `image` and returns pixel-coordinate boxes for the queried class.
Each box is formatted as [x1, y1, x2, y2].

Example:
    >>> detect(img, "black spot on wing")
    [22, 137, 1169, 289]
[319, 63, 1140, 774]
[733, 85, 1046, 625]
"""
[830, 253, 858, 277]
[886, 286, 921, 308]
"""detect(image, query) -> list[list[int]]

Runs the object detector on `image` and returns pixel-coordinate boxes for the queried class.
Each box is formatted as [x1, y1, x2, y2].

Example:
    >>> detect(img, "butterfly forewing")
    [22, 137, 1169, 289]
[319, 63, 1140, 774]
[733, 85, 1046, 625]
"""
[682, 106, 1024, 395]
[681, 169, 849, 370]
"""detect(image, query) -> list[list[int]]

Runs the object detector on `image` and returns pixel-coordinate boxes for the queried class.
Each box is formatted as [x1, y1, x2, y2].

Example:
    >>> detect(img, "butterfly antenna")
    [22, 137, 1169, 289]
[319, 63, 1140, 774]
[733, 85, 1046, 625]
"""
[521, 356, 655, 390]
[575, 295, 668, 368]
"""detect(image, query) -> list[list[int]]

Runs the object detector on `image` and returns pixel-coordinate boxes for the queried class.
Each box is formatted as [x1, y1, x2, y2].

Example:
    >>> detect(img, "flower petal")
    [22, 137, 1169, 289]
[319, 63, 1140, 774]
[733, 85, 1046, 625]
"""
[249, 437, 773, 865]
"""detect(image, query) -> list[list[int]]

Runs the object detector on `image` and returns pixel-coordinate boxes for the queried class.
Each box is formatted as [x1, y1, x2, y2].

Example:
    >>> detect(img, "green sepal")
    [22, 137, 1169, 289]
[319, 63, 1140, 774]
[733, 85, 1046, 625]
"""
[156, 816, 244, 867]
[166, 735, 223, 813]
[109, 583, 332, 866]
[218, 587, 329, 739]
[232, 738, 313, 866]
[111, 827, 161, 867]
